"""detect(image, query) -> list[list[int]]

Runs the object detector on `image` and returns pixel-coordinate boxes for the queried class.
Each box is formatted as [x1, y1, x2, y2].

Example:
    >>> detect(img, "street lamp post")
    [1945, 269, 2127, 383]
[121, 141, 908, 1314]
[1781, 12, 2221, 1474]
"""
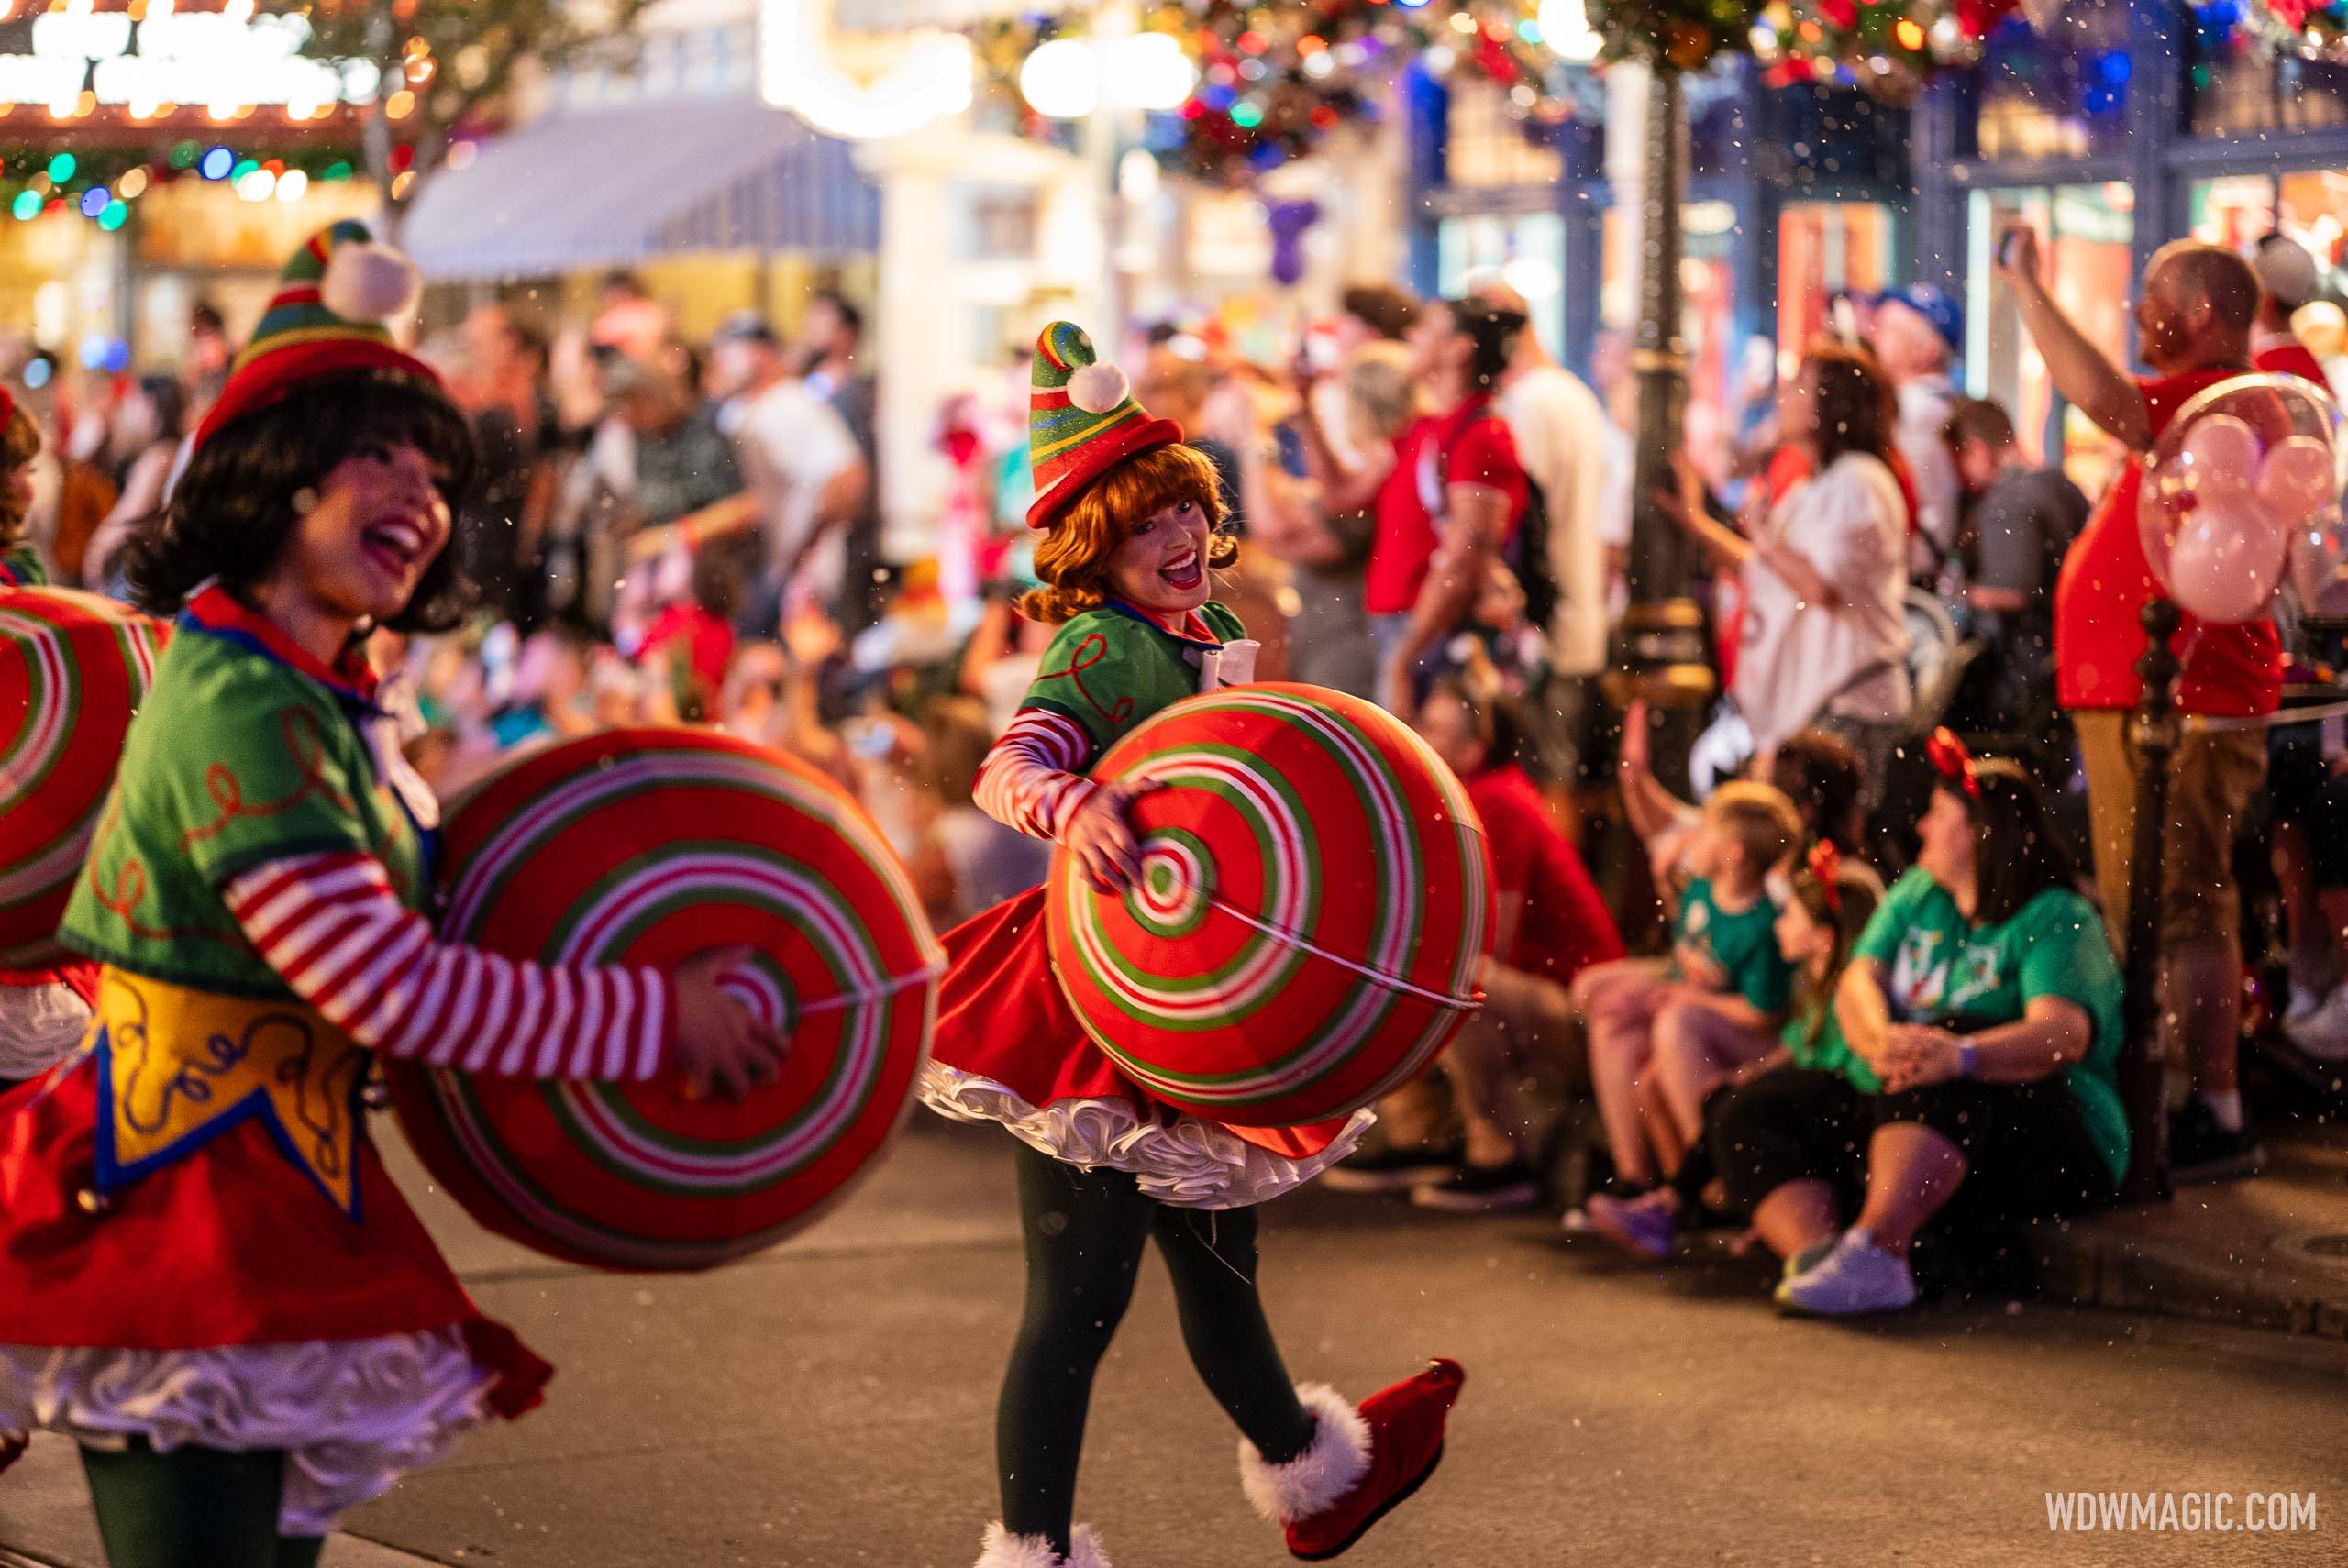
[1604, 61, 1715, 722]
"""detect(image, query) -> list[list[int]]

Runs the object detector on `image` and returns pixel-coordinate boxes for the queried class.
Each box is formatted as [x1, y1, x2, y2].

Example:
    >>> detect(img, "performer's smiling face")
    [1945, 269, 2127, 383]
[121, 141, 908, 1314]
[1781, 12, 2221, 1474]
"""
[1105, 497, 1212, 616]
[279, 436, 453, 625]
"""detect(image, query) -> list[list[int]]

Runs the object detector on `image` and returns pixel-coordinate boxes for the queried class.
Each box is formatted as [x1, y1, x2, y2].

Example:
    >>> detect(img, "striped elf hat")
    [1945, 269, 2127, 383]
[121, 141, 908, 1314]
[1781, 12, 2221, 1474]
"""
[1026, 320, 1183, 530]
[194, 218, 442, 450]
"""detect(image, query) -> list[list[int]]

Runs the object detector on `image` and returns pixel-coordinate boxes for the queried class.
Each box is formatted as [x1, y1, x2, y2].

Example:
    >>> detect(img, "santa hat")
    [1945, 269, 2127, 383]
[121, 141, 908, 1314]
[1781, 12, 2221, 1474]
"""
[193, 219, 440, 450]
[1026, 320, 1182, 530]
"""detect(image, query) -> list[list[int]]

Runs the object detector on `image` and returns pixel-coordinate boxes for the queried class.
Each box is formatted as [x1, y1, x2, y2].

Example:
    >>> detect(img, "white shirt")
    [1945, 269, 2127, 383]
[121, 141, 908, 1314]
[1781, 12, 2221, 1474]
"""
[1894, 373, 1961, 577]
[1734, 451, 1912, 756]
[729, 378, 860, 595]
[1498, 364, 1612, 677]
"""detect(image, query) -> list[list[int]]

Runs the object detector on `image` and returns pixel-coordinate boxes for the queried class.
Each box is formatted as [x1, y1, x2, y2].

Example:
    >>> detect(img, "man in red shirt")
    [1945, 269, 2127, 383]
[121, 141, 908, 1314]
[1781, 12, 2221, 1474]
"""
[1367, 300, 1531, 718]
[1999, 229, 2273, 1180]
[1409, 678, 1624, 1211]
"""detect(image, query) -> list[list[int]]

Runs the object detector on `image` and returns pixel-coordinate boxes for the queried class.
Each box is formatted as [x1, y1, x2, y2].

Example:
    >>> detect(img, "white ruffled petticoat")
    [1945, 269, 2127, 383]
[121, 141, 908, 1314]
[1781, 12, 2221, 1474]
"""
[0, 982, 91, 1080]
[919, 1059, 1375, 1209]
[0, 1327, 497, 1535]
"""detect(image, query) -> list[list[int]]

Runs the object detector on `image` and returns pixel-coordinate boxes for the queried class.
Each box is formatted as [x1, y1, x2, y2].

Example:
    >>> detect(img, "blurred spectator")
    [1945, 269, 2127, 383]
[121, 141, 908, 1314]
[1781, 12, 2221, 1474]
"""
[1305, 283, 1422, 478]
[904, 694, 1052, 928]
[1869, 284, 1966, 586]
[592, 271, 669, 362]
[800, 292, 886, 632]
[1404, 676, 1623, 1213]
[1714, 745, 2123, 1316]
[0, 392, 46, 586]
[1999, 229, 2271, 1181]
[1369, 300, 1532, 717]
[1661, 343, 1911, 789]
[1586, 843, 1882, 1260]
[456, 305, 559, 625]
[1571, 778, 1800, 1193]
[637, 547, 741, 721]
[1242, 340, 1417, 699]
[2292, 298, 2348, 408]
[1940, 395, 2087, 779]
[83, 375, 186, 590]
[710, 312, 868, 634]
[1469, 277, 1611, 782]
[2250, 235, 2329, 382]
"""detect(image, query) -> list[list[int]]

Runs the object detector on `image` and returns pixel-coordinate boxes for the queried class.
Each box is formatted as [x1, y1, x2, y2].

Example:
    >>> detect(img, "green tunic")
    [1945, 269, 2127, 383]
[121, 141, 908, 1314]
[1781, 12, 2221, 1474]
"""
[1023, 600, 1248, 768]
[61, 608, 426, 999]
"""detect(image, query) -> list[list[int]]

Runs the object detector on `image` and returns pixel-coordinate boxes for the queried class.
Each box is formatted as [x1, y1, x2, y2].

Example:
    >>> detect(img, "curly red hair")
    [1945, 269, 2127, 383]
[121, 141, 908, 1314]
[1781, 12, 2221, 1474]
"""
[1018, 443, 1235, 624]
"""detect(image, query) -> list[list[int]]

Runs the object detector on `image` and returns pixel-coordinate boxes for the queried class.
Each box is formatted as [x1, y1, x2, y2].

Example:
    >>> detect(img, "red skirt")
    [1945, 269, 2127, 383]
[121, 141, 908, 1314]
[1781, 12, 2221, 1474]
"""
[0, 1055, 548, 1415]
[918, 887, 1370, 1209]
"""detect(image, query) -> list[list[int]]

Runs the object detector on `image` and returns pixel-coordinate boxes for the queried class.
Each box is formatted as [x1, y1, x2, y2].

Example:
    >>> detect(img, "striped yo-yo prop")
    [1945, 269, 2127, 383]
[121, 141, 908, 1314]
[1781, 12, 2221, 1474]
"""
[1045, 683, 1494, 1127]
[0, 588, 166, 966]
[384, 728, 942, 1272]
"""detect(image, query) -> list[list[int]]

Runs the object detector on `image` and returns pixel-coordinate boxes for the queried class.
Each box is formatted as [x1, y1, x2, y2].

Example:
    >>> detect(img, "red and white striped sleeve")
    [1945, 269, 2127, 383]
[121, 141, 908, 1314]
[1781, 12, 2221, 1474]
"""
[222, 850, 671, 1081]
[972, 708, 1102, 842]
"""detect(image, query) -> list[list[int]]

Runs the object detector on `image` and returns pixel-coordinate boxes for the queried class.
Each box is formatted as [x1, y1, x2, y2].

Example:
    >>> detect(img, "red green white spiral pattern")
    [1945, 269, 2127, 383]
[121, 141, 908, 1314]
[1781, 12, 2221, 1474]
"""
[0, 588, 165, 966]
[1046, 683, 1494, 1128]
[384, 728, 942, 1272]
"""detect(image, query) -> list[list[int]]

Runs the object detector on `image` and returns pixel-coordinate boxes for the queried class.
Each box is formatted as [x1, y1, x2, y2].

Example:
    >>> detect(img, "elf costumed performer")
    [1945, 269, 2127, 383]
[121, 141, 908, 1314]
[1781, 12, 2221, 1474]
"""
[0, 383, 100, 1088]
[0, 221, 781, 1568]
[920, 322, 1464, 1568]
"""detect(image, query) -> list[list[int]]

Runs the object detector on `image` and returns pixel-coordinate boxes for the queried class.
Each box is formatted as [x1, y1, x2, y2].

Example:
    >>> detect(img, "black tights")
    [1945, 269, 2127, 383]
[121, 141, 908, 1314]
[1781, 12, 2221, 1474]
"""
[79, 1441, 323, 1568]
[1000, 1143, 1316, 1555]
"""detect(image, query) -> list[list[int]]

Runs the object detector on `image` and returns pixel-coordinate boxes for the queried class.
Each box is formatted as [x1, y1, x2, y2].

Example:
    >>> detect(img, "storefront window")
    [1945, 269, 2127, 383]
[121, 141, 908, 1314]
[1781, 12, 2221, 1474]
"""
[1601, 201, 1739, 477]
[2188, 17, 2348, 136]
[1437, 210, 1567, 358]
[1776, 201, 1892, 375]
[1965, 2, 2132, 162]
[1965, 184, 2135, 494]
[2189, 171, 2348, 287]
[1441, 78, 1564, 190]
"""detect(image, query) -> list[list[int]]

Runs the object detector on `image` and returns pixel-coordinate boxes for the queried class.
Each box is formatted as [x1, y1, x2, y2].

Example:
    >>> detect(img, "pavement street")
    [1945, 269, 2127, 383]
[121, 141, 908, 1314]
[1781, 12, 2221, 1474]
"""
[4, 1118, 2347, 1568]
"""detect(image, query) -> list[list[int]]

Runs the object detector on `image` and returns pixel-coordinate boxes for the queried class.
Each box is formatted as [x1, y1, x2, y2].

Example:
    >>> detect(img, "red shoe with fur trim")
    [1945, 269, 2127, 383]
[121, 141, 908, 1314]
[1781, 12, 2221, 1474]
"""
[1238, 1359, 1465, 1561]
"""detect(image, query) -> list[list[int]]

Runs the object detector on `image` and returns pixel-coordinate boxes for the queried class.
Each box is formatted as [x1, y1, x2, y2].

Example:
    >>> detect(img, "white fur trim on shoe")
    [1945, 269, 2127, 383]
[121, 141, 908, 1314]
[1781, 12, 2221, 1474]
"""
[1237, 1383, 1373, 1525]
[976, 1522, 1111, 1568]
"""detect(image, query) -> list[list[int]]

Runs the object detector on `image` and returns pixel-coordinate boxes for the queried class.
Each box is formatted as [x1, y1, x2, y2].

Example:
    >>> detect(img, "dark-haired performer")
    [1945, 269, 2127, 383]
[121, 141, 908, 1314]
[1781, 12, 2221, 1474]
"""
[0, 223, 781, 1568]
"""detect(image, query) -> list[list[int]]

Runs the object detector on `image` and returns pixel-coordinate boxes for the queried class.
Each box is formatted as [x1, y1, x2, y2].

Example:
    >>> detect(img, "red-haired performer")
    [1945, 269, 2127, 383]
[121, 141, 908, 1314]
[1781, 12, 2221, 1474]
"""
[921, 322, 1462, 1568]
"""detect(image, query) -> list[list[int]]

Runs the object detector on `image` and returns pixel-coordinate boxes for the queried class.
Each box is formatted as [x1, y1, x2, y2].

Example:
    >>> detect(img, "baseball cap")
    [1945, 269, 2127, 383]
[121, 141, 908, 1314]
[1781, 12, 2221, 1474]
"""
[1871, 284, 1965, 356]
[2254, 234, 2321, 311]
[712, 310, 780, 348]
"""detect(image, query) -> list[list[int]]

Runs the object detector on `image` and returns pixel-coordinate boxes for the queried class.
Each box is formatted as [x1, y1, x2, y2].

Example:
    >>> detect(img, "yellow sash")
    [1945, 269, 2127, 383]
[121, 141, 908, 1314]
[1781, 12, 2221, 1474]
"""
[89, 966, 371, 1219]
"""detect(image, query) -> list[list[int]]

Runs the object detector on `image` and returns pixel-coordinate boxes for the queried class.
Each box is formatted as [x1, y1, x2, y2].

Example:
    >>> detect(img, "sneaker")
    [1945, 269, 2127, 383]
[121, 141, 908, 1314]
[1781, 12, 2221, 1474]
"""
[1410, 1161, 1542, 1213]
[1781, 1236, 1837, 1280]
[2167, 1098, 2265, 1184]
[1773, 1228, 1918, 1317]
[1584, 1190, 1677, 1259]
[1319, 1143, 1464, 1195]
[2286, 986, 2348, 1063]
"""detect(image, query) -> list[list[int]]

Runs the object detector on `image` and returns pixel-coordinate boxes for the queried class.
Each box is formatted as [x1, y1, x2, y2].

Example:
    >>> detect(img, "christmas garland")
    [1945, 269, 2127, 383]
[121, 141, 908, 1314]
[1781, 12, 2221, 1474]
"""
[0, 137, 373, 229]
[974, 1, 1571, 184]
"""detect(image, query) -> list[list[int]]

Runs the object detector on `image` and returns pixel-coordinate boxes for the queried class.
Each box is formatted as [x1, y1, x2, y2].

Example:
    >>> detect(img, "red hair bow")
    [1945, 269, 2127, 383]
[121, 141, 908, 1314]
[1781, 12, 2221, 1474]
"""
[1926, 726, 1979, 800]
[1806, 839, 1843, 913]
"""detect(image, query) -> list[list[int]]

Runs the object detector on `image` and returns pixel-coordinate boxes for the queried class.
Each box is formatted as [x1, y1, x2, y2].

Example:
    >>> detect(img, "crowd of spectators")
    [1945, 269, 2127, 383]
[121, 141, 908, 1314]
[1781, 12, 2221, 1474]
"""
[7, 222, 2347, 1323]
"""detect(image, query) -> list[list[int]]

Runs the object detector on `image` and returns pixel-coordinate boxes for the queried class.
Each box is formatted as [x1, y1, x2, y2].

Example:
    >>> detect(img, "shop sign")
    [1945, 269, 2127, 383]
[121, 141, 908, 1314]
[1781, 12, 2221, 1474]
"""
[0, 3, 380, 115]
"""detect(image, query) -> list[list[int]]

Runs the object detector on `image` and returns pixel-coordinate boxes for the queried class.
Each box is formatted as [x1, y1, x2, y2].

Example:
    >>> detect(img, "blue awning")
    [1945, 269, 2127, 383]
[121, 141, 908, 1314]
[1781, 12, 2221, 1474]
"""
[404, 96, 879, 283]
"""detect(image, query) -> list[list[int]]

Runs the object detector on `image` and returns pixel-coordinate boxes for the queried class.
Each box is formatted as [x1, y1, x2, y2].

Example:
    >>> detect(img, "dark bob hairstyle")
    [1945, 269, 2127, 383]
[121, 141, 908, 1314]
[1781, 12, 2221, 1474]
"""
[1941, 756, 2080, 925]
[123, 368, 480, 634]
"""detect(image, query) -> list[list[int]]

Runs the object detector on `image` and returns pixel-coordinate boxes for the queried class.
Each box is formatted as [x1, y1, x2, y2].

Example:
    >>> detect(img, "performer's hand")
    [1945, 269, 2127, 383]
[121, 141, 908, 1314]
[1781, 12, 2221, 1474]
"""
[671, 945, 787, 1101]
[1063, 779, 1162, 893]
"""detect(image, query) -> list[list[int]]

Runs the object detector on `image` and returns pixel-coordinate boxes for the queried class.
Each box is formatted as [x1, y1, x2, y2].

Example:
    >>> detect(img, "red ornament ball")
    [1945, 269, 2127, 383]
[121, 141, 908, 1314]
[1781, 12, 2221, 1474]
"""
[386, 728, 942, 1272]
[1046, 683, 1494, 1128]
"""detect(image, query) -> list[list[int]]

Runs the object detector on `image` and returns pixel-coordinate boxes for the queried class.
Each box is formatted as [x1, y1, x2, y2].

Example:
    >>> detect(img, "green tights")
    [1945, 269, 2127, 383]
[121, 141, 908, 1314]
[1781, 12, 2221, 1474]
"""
[78, 1441, 323, 1568]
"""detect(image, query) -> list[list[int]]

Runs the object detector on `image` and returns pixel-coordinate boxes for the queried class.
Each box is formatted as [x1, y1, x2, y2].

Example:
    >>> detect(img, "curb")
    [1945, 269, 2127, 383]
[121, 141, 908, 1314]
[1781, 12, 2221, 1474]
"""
[2026, 1220, 2348, 1341]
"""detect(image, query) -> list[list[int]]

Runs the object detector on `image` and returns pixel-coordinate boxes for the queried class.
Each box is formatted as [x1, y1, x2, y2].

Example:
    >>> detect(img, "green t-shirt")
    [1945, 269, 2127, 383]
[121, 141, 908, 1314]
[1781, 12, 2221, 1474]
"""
[0, 544, 47, 587]
[61, 611, 428, 998]
[1782, 1001, 1880, 1092]
[1023, 600, 1247, 772]
[1670, 876, 1791, 1013]
[1850, 867, 2128, 1182]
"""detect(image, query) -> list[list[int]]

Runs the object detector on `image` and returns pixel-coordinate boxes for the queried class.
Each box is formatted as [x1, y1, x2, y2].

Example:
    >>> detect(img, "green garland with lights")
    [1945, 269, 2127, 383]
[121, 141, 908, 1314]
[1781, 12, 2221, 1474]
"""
[0, 136, 375, 230]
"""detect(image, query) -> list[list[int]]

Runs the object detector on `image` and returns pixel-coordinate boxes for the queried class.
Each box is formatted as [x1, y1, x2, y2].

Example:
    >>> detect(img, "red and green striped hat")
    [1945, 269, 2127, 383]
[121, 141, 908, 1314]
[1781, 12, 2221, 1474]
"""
[1026, 320, 1182, 530]
[194, 218, 443, 450]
